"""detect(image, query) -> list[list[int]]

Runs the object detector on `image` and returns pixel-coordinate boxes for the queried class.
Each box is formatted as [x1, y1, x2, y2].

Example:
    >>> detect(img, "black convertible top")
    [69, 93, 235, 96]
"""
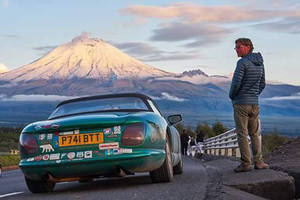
[56, 93, 154, 108]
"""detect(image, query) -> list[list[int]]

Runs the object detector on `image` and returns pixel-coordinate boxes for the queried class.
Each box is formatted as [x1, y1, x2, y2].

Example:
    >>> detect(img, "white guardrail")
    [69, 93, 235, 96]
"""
[202, 122, 261, 158]
[202, 128, 240, 157]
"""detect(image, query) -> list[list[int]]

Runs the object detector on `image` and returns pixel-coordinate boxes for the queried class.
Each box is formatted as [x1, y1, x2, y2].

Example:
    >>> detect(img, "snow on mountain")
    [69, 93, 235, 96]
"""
[155, 69, 230, 85]
[0, 63, 9, 74]
[0, 34, 173, 82]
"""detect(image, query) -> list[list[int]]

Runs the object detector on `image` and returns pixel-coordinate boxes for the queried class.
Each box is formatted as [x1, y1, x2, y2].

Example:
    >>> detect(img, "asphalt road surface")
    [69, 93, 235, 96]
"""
[0, 157, 223, 200]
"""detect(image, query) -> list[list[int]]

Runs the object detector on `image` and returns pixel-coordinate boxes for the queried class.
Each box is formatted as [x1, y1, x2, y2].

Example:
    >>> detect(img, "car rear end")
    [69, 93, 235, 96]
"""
[19, 115, 166, 182]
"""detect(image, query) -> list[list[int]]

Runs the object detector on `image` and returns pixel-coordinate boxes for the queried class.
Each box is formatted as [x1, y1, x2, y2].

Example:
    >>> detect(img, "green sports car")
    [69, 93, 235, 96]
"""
[19, 93, 183, 193]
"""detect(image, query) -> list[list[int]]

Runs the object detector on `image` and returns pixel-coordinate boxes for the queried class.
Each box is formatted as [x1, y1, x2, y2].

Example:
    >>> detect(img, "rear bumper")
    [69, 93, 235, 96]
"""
[20, 149, 165, 180]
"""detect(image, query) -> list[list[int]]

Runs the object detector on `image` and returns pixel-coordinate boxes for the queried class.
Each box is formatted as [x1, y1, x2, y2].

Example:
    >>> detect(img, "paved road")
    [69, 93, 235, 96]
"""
[0, 157, 223, 200]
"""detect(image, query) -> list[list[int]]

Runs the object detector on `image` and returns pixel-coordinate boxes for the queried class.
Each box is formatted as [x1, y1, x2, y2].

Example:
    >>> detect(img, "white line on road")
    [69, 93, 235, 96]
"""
[0, 192, 24, 198]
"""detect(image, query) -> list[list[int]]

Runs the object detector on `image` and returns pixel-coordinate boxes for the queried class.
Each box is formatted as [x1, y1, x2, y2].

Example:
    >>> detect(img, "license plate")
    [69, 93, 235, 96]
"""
[59, 132, 104, 147]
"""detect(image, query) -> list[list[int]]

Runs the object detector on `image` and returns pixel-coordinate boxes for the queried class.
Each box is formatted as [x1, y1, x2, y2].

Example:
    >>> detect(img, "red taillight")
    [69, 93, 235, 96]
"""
[121, 123, 145, 146]
[19, 133, 39, 156]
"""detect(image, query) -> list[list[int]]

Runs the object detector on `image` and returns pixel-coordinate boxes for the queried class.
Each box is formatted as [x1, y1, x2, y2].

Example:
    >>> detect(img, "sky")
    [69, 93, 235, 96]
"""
[0, 0, 300, 85]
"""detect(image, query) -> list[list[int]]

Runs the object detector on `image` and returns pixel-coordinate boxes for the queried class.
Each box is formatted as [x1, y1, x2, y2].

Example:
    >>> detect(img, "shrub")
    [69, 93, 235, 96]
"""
[0, 155, 20, 167]
[262, 131, 290, 155]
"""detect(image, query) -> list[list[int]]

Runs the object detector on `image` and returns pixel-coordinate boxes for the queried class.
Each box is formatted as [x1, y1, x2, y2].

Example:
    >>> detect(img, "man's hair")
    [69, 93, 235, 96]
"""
[235, 38, 254, 52]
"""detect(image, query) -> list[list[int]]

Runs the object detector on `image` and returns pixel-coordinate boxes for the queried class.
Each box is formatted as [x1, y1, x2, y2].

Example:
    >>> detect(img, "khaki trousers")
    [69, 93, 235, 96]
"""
[233, 104, 263, 165]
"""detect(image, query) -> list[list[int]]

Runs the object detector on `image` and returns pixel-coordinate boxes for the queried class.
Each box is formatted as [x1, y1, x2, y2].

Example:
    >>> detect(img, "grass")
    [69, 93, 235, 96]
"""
[0, 154, 20, 167]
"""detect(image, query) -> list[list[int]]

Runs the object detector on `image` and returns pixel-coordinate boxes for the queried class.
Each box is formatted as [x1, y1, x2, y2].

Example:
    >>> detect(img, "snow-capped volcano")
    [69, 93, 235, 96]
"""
[0, 34, 172, 82]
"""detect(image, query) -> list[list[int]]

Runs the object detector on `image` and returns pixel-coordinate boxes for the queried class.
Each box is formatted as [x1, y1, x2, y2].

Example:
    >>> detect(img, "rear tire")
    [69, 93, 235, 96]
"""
[25, 177, 55, 193]
[173, 155, 183, 174]
[150, 136, 173, 183]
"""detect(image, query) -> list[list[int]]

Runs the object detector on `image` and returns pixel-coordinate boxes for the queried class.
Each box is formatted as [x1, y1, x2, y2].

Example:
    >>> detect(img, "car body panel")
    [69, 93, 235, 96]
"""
[19, 93, 181, 181]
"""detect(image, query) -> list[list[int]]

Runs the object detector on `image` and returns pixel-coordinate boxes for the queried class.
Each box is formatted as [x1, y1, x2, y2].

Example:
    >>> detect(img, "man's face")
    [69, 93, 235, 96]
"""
[235, 42, 251, 57]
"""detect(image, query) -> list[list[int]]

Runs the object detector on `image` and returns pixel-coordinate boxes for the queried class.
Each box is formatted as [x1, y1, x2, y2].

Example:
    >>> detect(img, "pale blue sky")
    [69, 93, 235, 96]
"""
[0, 0, 299, 85]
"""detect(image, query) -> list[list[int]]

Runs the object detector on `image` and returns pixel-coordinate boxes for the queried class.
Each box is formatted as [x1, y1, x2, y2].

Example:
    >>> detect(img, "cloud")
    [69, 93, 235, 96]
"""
[1, 34, 20, 38]
[71, 32, 91, 43]
[150, 92, 186, 102]
[112, 42, 164, 56]
[0, 94, 78, 102]
[141, 53, 201, 62]
[120, 3, 289, 23]
[111, 41, 202, 61]
[33, 45, 57, 52]
[161, 92, 185, 102]
[262, 93, 300, 101]
[253, 18, 300, 34]
[0, 63, 9, 73]
[1, 0, 8, 7]
[150, 22, 232, 47]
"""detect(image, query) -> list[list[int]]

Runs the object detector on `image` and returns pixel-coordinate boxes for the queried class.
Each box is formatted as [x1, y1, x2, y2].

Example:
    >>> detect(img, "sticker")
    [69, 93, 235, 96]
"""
[113, 149, 119, 155]
[42, 125, 51, 129]
[114, 126, 121, 134]
[99, 142, 119, 150]
[104, 128, 111, 134]
[74, 129, 79, 134]
[51, 124, 59, 129]
[77, 152, 84, 158]
[61, 153, 67, 159]
[43, 154, 50, 161]
[67, 152, 75, 159]
[119, 148, 133, 154]
[47, 134, 53, 140]
[50, 153, 60, 160]
[105, 149, 113, 156]
[41, 140, 51, 144]
[40, 144, 54, 153]
[60, 131, 73, 135]
[35, 156, 42, 161]
[39, 134, 46, 140]
[106, 134, 118, 138]
[84, 151, 92, 158]
[27, 157, 34, 162]
[54, 135, 59, 147]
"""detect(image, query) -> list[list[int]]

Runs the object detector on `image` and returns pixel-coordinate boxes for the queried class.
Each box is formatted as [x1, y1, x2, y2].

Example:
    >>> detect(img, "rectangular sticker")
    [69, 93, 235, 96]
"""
[99, 142, 119, 150]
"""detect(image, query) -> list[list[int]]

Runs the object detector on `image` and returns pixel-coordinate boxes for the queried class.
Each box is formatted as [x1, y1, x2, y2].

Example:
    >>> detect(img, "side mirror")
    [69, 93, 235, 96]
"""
[167, 114, 182, 125]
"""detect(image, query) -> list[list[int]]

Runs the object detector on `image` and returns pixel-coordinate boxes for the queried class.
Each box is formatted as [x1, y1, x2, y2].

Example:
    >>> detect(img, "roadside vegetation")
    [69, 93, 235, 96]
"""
[0, 127, 22, 152]
[0, 154, 20, 167]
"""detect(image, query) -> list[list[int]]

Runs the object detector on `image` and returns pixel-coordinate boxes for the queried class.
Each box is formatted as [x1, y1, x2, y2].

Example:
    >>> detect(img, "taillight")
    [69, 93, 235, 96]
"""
[121, 123, 145, 146]
[19, 133, 39, 156]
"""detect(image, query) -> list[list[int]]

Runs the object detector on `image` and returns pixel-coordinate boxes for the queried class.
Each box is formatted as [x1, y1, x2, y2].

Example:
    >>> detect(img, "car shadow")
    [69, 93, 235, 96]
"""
[53, 173, 152, 193]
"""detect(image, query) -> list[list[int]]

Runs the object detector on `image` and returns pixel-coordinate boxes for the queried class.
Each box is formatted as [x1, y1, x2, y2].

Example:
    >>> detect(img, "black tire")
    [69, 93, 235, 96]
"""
[25, 177, 55, 193]
[173, 154, 183, 174]
[150, 136, 173, 183]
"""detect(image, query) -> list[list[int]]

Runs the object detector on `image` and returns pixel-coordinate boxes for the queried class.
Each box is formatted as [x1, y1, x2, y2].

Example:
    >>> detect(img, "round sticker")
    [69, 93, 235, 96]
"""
[67, 152, 75, 159]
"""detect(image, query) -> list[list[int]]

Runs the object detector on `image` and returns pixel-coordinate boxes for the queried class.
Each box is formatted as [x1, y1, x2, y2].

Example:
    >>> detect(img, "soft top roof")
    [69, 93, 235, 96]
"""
[56, 93, 154, 108]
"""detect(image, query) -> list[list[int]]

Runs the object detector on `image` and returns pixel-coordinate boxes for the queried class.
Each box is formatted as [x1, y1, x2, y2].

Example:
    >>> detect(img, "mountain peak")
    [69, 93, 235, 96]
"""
[180, 69, 208, 77]
[0, 34, 172, 82]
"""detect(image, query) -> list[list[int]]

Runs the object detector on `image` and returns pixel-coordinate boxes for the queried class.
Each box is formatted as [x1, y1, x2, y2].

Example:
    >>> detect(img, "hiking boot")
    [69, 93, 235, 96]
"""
[255, 161, 269, 170]
[234, 164, 251, 173]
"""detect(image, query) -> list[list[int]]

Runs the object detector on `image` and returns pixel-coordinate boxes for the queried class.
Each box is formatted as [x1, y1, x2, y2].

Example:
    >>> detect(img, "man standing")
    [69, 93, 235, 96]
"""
[180, 129, 189, 155]
[230, 38, 269, 172]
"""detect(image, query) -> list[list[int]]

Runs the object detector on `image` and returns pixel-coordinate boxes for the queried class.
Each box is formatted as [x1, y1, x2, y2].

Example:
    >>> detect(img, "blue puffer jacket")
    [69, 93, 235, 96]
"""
[229, 52, 266, 105]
